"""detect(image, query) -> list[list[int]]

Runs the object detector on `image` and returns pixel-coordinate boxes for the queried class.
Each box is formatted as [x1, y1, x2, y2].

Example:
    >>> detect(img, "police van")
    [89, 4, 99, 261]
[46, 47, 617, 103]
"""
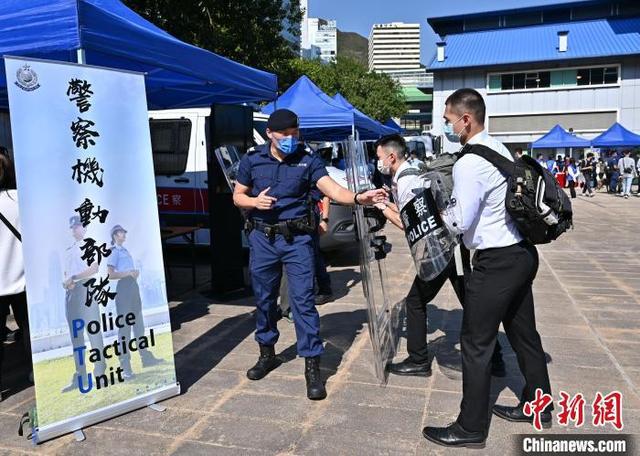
[149, 108, 356, 250]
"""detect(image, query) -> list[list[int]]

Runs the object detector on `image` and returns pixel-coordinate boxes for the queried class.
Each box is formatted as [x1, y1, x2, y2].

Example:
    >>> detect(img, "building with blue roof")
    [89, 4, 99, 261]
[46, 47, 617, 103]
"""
[427, 0, 640, 153]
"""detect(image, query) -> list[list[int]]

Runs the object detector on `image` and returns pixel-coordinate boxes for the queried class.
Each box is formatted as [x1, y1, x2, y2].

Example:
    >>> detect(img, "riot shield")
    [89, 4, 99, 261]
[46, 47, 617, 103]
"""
[344, 137, 400, 384]
[399, 172, 457, 282]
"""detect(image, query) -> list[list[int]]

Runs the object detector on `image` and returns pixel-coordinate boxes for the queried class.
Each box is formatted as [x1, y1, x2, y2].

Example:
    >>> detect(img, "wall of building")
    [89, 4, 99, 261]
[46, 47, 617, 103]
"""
[432, 57, 640, 152]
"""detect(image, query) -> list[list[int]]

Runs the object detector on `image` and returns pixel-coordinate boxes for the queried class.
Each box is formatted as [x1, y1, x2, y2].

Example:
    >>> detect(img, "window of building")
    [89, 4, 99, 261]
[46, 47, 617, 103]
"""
[150, 118, 191, 176]
[571, 4, 613, 20]
[543, 8, 571, 23]
[504, 12, 542, 28]
[464, 16, 500, 32]
[496, 71, 551, 90]
[489, 66, 618, 92]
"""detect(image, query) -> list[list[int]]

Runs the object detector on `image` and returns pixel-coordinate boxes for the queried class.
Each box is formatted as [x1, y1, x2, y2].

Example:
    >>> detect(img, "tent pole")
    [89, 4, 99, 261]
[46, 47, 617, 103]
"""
[76, 48, 86, 65]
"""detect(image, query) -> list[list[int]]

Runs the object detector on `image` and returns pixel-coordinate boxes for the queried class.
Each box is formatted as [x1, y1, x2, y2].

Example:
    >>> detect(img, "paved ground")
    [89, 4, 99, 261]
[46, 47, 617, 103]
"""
[1, 191, 639, 455]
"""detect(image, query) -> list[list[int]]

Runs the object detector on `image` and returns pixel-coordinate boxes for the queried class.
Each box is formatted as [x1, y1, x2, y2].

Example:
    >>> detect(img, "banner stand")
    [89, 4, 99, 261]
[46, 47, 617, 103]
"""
[31, 383, 180, 444]
[5, 56, 181, 446]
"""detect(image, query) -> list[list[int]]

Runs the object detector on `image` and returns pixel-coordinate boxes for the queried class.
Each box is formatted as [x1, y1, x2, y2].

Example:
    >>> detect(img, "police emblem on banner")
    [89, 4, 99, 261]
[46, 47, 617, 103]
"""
[15, 64, 41, 92]
[400, 188, 445, 248]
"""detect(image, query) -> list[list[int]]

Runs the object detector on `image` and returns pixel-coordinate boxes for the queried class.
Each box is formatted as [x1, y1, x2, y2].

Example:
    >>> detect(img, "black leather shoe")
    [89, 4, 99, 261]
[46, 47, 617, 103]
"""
[492, 404, 552, 429]
[491, 359, 506, 377]
[61, 373, 82, 393]
[305, 356, 327, 400]
[422, 422, 486, 448]
[141, 352, 165, 368]
[388, 357, 432, 377]
[247, 344, 281, 380]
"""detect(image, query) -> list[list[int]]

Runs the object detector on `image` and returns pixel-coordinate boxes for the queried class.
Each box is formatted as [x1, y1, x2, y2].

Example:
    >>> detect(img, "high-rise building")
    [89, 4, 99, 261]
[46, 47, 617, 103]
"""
[311, 19, 338, 62]
[368, 22, 420, 73]
[300, 0, 337, 62]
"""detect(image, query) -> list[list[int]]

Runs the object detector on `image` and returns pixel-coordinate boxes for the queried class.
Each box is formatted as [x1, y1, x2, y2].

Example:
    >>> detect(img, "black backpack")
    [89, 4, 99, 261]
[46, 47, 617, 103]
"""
[462, 144, 573, 245]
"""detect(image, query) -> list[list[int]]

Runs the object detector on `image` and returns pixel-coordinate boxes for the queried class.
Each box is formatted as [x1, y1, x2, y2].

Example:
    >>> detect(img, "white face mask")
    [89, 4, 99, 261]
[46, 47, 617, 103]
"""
[377, 155, 392, 175]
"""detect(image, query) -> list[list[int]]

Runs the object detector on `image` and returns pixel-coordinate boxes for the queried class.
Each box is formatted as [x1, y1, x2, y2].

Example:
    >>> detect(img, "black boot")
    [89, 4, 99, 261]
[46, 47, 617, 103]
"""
[141, 350, 164, 368]
[305, 356, 327, 400]
[246, 344, 281, 380]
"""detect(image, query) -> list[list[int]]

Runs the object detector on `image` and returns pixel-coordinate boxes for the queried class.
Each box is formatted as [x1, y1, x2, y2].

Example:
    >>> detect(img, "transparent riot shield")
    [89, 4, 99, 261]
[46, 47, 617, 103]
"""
[344, 137, 400, 384]
[398, 172, 457, 282]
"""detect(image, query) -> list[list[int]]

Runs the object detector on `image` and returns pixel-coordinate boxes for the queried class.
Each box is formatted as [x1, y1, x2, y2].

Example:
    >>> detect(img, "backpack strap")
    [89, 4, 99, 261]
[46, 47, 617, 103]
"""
[397, 167, 423, 180]
[461, 144, 515, 177]
[0, 210, 21, 242]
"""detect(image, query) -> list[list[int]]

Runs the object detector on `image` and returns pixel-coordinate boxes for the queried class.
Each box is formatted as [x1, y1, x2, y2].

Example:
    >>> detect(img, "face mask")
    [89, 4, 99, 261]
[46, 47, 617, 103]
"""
[443, 116, 464, 143]
[275, 136, 299, 155]
[377, 155, 392, 175]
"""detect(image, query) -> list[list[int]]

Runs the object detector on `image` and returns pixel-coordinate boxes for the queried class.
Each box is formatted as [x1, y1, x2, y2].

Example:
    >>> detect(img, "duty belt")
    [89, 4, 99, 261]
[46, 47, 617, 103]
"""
[246, 217, 314, 242]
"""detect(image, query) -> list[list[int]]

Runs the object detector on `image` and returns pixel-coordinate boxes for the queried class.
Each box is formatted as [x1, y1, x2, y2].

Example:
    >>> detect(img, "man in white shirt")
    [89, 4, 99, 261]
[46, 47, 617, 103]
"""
[617, 150, 637, 199]
[373, 135, 504, 378]
[423, 89, 552, 448]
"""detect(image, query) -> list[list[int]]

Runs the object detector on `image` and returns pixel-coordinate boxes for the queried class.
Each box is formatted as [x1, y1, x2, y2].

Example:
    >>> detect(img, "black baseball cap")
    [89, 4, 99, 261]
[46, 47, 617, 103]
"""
[266, 109, 299, 131]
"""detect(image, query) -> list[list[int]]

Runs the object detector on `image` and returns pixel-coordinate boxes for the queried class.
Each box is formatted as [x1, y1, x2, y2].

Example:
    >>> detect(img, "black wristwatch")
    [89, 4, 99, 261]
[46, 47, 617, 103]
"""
[353, 190, 364, 205]
[321, 217, 329, 223]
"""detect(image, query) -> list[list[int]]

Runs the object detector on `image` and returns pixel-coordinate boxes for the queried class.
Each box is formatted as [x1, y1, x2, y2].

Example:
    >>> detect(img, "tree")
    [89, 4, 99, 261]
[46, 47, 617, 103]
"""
[283, 57, 406, 122]
[123, 0, 303, 74]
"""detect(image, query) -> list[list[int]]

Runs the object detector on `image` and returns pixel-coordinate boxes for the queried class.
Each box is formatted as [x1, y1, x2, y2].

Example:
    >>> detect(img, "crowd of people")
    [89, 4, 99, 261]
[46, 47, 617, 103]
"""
[530, 149, 640, 199]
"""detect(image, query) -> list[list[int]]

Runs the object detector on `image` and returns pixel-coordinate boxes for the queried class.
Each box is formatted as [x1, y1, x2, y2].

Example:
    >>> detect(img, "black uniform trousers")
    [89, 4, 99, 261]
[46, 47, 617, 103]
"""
[405, 246, 502, 365]
[65, 285, 106, 376]
[457, 241, 552, 433]
[115, 277, 150, 365]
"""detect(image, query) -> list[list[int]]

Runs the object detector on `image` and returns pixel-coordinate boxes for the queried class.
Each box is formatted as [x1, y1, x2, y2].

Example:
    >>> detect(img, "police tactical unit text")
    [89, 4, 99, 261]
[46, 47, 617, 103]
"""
[71, 311, 156, 393]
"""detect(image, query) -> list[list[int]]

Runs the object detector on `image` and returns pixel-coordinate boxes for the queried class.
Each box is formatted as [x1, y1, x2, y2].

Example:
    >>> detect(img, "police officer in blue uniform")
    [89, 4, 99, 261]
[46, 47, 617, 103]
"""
[234, 109, 386, 400]
[107, 225, 163, 378]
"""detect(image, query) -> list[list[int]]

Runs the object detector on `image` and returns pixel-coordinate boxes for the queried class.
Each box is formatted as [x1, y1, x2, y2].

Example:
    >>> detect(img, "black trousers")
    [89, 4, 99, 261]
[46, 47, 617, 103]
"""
[569, 180, 576, 198]
[115, 277, 149, 364]
[65, 285, 106, 376]
[457, 242, 552, 433]
[405, 247, 502, 365]
[0, 292, 31, 381]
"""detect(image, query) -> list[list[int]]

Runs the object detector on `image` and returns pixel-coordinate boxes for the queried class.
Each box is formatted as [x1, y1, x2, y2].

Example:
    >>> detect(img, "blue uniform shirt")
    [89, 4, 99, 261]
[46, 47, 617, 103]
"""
[236, 142, 328, 222]
[107, 244, 135, 272]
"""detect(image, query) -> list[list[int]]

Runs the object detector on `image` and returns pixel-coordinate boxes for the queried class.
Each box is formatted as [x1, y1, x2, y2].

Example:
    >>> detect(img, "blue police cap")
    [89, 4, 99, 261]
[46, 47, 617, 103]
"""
[69, 216, 82, 228]
[266, 109, 299, 131]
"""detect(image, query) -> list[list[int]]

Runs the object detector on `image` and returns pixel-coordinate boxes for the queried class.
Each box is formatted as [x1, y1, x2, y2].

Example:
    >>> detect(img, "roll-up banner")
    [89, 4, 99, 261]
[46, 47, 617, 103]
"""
[5, 56, 179, 443]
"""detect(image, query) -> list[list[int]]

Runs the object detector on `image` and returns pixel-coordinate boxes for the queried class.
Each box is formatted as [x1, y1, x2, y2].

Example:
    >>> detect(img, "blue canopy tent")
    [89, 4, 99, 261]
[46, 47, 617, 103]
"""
[383, 118, 402, 133]
[591, 122, 640, 147]
[331, 93, 395, 138]
[531, 124, 591, 149]
[0, 0, 277, 108]
[262, 76, 392, 141]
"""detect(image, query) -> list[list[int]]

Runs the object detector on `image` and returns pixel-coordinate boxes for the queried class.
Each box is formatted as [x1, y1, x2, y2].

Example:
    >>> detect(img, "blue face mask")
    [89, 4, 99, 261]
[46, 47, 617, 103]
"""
[443, 116, 464, 143]
[275, 136, 299, 155]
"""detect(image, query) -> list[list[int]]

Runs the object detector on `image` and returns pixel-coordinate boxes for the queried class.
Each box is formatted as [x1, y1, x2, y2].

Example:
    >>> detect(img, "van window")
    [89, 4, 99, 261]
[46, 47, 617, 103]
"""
[150, 118, 191, 175]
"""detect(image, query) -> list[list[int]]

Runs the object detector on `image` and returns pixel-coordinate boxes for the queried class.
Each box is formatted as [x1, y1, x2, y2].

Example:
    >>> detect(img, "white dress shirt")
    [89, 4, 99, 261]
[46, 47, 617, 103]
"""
[391, 160, 422, 211]
[443, 129, 522, 250]
[64, 239, 94, 282]
[0, 190, 25, 296]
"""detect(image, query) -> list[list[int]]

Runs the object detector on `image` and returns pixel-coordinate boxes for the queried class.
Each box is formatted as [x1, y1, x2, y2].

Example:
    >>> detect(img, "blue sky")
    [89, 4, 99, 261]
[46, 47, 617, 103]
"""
[308, 0, 586, 64]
